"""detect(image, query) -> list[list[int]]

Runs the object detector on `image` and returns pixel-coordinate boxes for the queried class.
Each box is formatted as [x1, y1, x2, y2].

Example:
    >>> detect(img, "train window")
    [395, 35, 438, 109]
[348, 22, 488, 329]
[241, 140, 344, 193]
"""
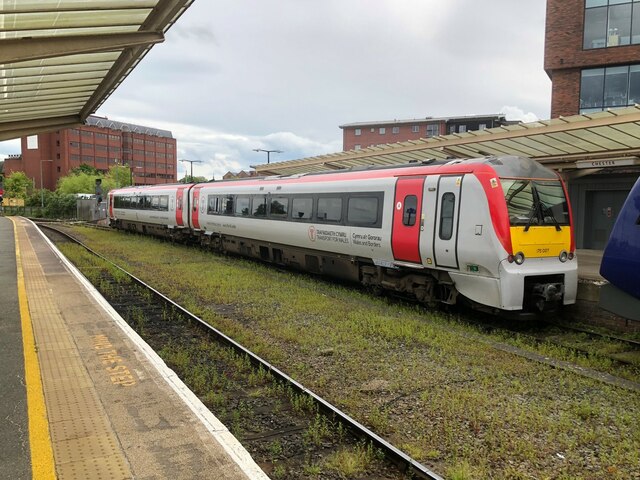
[403, 195, 418, 226]
[143, 196, 152, 209]
[151, 196, 160, 210]
[292, 197, 312, 219]
[159, 195, 169, 211]
[439, 193, 456, 240]
[235, 196, 250, 216]
[270, 196, 289, 217]
[207, 195, 219, 214]
[502, 179, 569, 226]
[317, 197, 342, 222]
[348, 196, 378, 225]
[222, 195, 234, 215]
[252, 195, 268, 217]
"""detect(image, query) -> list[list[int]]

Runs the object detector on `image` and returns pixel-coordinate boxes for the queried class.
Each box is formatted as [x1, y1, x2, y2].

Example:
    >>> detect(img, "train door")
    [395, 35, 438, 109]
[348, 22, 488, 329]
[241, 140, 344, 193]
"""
[433, 175, 462, 269]
[392, 177, 425, 263]
[192, 186, 203, 230]
[176, 187, 185, 226]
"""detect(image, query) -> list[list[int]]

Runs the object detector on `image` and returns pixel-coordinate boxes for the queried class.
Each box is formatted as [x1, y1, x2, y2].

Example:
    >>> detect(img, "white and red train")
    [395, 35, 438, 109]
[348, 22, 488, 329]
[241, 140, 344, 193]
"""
[108, 156, 578, 315]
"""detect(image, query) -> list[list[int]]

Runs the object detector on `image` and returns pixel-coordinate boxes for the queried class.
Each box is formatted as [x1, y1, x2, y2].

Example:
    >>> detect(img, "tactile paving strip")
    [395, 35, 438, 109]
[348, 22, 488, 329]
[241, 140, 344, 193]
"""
[16, 220, 132, 480]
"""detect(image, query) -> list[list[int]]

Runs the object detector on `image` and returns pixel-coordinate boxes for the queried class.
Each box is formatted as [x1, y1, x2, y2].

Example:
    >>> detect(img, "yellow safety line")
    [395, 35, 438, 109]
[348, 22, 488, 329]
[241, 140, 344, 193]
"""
[10, 218, 57, 479]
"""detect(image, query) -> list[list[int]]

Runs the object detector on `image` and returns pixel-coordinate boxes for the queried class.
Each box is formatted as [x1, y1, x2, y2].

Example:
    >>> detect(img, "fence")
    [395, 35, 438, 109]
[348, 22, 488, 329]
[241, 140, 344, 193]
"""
[1, 204, 78, 220]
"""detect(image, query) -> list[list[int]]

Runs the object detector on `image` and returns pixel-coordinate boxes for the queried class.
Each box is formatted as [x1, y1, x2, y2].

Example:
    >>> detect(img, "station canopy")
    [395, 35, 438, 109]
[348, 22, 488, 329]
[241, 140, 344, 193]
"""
[0, 0, 194, 141]
[253, 106, 640, 177]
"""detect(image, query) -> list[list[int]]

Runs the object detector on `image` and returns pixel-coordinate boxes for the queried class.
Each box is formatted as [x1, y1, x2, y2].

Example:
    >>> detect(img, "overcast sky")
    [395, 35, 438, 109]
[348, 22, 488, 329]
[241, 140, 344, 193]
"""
[0, 0, 550, 180]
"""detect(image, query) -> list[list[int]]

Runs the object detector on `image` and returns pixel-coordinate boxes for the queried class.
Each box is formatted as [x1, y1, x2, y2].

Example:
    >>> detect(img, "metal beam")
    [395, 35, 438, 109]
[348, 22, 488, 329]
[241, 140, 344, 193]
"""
[0, 115, 82, 142]
[80, 1, 193, 119]
[0, 32, 164, 65]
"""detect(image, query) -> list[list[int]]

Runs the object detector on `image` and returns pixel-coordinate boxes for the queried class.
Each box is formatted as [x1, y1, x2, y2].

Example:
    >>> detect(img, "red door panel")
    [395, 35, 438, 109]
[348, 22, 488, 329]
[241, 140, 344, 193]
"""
[392, 177, 425, 263]
[176, 188, 184, 226]
[192, 186, 201, 229]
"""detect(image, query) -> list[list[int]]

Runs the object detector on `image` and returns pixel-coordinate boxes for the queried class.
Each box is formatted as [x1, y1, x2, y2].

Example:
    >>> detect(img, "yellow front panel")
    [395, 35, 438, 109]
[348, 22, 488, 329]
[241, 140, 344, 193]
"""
[510, 226, 571, 258]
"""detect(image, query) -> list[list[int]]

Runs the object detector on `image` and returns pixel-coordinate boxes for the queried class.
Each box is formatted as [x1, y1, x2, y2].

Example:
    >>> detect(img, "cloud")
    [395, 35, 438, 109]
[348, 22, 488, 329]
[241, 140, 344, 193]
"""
[1, 1, 552, 173]
[501, 106, 540, 124]
[106, 114, 341, 179]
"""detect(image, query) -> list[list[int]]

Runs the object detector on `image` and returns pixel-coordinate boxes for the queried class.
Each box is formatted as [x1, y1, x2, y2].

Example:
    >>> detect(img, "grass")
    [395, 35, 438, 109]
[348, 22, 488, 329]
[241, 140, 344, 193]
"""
[58, 227, 640, 479]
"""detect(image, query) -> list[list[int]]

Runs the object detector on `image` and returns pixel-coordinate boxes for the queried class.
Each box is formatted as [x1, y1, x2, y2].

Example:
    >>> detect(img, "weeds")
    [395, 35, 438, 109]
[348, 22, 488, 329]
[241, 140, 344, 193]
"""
[61, 226, 640, 479]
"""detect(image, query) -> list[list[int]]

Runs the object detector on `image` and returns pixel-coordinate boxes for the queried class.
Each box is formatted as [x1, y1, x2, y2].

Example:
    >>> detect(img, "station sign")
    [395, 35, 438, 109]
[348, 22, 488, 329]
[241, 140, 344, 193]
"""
[576, 157, 640, 169]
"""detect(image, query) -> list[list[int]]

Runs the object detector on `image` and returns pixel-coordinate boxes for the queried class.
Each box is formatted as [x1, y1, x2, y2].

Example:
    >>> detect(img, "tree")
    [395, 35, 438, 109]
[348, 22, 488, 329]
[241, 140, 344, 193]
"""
[179, 175, 207, 183]
[4, 171, 32, 199]
[57, 171, 103, 195]
[69, 163, 100, 176]
[109, 165, 132, 188]
[56, 166, 125, 196]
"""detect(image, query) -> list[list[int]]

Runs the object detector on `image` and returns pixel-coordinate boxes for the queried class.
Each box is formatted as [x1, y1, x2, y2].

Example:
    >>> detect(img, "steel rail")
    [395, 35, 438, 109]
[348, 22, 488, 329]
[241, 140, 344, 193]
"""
[37, 223, 444, 480]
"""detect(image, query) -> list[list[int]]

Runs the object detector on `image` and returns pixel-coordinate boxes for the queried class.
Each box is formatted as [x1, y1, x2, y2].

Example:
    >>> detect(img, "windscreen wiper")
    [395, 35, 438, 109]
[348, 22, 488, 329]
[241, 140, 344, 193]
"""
[540, 202, 562, 231]
[524, 186, 541, 232]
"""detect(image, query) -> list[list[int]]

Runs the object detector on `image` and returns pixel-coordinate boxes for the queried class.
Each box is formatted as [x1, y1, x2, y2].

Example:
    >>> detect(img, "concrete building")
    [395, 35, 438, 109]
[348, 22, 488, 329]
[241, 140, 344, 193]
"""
[340, 114, 510, 151]
[545, 0, 640, 248]
[4, 115, 177, 190]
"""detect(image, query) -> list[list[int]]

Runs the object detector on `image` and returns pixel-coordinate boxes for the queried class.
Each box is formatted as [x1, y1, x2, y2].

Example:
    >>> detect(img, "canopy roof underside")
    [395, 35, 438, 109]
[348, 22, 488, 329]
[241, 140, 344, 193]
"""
[0, 0, 193, 141]
[254, 106, 640, 176]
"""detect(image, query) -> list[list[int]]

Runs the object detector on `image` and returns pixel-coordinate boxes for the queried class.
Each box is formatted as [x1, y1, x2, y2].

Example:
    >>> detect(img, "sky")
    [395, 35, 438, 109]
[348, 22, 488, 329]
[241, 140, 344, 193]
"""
[0, 0, 550, 180]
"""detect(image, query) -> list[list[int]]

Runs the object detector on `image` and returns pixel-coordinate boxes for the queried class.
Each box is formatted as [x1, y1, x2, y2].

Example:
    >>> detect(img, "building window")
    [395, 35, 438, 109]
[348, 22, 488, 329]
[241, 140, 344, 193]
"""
[354, 144, 361, 150]
[459, 125, 467, 133]
[479, 123, 487, 130]
[584, 0, 639, 49]
[411, 125, 420, 133]
[426, 124, 439, 137]
[580, 64, 640, 112]
[379, 127, 386, 134]
[392, 126, 400, 134]
[354, 128, 361, 136]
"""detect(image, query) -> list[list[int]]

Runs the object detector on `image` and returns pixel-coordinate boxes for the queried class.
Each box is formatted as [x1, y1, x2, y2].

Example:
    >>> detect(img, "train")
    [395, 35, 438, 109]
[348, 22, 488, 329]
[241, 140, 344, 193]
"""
[599, 176, 640, 320]
[107, 155, 578, 316]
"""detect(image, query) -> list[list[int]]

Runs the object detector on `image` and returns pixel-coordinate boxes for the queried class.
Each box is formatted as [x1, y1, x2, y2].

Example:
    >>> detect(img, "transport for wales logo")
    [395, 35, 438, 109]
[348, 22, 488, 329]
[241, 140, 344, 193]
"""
[308, 225, 316, 241]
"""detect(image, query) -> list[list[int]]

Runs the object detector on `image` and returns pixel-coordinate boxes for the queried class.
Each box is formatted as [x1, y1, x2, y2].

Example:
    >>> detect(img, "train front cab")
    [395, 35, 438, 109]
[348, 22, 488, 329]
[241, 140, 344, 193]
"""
[599, 177, 640, 320]
[497, 174, 578, 313]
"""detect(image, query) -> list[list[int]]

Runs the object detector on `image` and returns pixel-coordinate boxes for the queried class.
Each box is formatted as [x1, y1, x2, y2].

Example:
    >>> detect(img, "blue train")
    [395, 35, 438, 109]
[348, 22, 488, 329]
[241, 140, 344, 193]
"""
[599, 177, 640, 321]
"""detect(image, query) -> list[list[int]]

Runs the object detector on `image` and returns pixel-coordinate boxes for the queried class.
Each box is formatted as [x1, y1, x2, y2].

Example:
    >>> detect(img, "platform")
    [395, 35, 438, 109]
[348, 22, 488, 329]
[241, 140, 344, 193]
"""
[0, 216, 268, 480]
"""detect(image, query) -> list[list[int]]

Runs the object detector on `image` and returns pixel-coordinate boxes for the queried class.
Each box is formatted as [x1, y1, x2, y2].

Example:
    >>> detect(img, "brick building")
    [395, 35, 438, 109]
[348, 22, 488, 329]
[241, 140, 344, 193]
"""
[545, 0, 640, 248]
[339, 114, 510, 151]
[546, 0, 640, 117]
[4, 115, 177, 191]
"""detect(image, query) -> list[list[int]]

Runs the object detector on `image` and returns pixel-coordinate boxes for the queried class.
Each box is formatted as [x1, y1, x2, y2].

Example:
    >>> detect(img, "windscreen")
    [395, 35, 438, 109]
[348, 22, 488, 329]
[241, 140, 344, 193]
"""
[501, 179, 570, 228]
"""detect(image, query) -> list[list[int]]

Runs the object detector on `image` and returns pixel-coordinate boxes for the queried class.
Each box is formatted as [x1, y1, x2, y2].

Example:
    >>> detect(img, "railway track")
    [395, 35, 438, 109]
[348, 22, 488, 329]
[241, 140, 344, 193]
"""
[38, 222, 443, 480]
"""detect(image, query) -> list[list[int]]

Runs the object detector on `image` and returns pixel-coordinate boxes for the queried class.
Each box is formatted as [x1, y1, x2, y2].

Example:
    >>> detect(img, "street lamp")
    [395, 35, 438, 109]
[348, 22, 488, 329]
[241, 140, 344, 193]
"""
[179, 159, 202, 182]
[253, 148, 283, 164]
[40, 158, 53, 208]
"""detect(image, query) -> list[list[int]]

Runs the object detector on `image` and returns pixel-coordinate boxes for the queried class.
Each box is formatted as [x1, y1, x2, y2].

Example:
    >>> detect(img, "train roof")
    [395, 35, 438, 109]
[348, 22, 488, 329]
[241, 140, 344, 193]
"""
[109, 156, 560, 195]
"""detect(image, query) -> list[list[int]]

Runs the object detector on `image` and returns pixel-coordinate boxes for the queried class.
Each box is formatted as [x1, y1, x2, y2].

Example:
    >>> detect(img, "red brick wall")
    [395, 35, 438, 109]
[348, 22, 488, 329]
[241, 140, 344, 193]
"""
[16, 125, 178, 190]
[342, 122, 445, 151]
[546, 0, 640, 116]
[549, 69, 581, 117]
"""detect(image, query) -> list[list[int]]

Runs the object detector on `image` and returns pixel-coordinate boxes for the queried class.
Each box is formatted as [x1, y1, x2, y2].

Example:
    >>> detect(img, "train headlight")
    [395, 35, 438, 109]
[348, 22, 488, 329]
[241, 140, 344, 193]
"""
[507, 252, 525, 264]
[559, 250, 568, 262]
[568, 252, 575, 260]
